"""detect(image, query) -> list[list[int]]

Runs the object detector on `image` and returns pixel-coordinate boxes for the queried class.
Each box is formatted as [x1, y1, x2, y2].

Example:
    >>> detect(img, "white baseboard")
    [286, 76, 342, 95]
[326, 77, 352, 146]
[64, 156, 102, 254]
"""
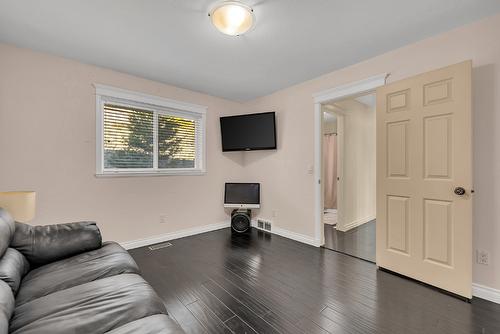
[121, 219, 319, 250]
[472, 283, 500, 304]
[251, 220, 319, 247]
[120, 221, 230, 250]
[273, 226, 320, 247]
[336, 215, 376, 232]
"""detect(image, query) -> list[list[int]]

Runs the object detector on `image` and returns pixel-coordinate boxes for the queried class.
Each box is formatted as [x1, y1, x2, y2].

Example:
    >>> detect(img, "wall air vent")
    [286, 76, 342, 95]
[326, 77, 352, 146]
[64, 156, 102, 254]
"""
[256, 219, 272, 232]
[264, 221, 272, 231]
[258, 220, 264, 229]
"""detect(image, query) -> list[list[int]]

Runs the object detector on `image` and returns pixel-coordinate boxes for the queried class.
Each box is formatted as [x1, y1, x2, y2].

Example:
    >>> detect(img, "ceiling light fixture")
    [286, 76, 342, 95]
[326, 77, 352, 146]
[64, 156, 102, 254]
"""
[209, 1, 255, 36]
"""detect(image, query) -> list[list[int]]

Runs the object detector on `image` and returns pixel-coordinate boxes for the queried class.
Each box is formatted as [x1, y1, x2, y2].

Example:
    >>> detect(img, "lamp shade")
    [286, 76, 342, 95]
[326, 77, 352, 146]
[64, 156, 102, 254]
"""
[0, 191, 36, 222]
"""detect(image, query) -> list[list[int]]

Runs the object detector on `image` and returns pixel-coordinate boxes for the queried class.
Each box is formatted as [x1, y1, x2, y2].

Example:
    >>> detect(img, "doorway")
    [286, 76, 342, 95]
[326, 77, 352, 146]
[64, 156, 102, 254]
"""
[313, 62, 473, 299]
[312, 74, 387, 248]
[321, 94, 377, 262]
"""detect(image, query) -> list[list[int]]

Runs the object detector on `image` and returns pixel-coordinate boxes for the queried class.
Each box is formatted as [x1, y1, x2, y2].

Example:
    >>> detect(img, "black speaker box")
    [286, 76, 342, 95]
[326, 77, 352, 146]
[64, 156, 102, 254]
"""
[231, 209, 251, 233]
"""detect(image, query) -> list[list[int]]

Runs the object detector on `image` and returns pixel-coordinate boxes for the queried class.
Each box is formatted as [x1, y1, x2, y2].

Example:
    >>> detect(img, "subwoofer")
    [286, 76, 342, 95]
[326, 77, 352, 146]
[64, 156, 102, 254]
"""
[231, 209, 251, 233]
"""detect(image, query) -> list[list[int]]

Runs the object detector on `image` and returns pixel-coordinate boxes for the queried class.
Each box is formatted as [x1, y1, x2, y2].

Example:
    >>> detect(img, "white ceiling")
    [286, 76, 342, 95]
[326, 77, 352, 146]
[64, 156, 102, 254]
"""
[355, 94, 376, 109]
[323, 110, 336, 123]
[324, 92, 375, 112]
[1, 1, 499, 101]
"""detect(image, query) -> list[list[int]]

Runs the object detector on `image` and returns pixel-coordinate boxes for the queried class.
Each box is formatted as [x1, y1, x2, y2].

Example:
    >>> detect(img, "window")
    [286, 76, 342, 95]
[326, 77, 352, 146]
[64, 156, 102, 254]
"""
[95, 85, 206, 176]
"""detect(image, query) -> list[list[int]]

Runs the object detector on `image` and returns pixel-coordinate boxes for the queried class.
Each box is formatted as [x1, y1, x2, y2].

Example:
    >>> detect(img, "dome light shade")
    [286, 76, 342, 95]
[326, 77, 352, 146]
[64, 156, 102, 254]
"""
[209, 1, 255, 36]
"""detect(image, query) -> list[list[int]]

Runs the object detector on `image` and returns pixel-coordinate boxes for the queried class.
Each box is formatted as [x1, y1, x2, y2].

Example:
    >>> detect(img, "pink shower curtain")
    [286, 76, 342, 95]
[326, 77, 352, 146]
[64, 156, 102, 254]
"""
[323, 134, 337, 209]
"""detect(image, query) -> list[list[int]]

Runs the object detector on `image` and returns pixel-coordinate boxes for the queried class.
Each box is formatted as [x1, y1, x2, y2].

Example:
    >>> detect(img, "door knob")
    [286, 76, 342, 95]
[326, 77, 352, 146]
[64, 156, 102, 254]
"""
[454, 187, 466, 196]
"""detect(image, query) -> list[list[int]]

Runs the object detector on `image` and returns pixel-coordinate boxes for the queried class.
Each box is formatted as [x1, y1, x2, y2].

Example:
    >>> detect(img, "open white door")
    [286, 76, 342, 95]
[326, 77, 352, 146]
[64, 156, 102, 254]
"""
[376, 61, 472, 298]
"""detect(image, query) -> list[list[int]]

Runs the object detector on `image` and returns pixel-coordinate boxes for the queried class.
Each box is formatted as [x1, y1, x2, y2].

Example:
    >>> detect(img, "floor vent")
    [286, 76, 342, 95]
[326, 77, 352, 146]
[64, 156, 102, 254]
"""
[148, 242, 173, 251]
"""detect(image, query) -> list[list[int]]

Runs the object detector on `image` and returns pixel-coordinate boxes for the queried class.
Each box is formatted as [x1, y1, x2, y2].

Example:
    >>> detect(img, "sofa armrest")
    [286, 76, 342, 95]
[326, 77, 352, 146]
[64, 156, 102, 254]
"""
[11, 221, 102, 267]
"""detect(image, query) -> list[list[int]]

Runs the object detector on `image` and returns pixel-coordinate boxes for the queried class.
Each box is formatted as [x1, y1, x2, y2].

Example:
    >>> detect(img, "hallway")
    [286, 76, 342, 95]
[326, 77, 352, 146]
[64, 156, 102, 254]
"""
[323, 220, 376, 262]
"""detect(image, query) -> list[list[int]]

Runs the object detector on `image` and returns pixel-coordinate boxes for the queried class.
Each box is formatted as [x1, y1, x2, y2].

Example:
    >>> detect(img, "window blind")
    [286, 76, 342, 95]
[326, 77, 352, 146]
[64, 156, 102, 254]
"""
[103, 103, 202, 171]
[158, 114, 197, 168]
[103, 104, 154, 169]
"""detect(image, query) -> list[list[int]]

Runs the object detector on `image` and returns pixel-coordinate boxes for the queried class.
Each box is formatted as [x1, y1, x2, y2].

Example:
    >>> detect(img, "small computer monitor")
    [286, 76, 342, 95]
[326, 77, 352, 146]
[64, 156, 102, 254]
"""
[224, 183, 260, 209]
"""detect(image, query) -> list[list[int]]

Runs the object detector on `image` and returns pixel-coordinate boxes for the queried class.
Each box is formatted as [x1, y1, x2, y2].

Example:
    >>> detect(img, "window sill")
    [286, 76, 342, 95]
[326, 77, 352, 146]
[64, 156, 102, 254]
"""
[95, 170, 206, 178]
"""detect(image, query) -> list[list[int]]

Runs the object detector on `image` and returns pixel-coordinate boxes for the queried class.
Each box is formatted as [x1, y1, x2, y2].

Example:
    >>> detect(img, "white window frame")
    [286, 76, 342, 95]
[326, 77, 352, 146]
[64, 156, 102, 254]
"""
[94, 84, 207, 177]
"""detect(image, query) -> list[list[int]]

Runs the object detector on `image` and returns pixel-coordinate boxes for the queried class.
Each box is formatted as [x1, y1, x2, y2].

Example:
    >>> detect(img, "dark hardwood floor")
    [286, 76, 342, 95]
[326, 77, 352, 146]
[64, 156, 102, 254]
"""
[323, 220, 376, 262]
[130, 228, 500, 334]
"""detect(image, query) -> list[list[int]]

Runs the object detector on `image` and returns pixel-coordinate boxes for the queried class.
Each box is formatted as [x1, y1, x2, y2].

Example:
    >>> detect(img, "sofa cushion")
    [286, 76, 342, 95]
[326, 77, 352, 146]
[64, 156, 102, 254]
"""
[0, 280, 15, 334]
[105, 314, 184, 334]
[0, 248, 29, 295]
[11, 221, 102, 267]
[15, 241, 139, 306]
[0, 208, 15, 258]
[10, 273, 167, 334]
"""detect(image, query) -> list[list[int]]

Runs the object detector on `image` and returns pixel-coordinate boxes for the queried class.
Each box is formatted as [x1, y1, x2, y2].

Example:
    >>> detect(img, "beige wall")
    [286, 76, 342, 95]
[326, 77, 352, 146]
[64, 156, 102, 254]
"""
[242, 14, 500, 290]
[335, 102, 376, 231]
[0, 43, 245, 243]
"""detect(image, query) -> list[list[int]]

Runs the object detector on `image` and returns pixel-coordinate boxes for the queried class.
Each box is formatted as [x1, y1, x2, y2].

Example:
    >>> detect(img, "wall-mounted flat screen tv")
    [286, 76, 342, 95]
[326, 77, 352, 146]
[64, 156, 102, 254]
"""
[220, 112, 276, 152]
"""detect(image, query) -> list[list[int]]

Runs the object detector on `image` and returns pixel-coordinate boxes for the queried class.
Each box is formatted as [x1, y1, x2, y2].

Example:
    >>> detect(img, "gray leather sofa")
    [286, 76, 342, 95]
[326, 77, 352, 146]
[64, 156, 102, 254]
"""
[0, 208, 184, 334]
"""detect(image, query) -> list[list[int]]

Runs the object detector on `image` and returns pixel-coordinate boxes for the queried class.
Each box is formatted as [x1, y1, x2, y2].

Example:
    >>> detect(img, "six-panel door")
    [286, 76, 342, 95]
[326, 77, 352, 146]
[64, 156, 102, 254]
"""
[376, 61, 472, 298]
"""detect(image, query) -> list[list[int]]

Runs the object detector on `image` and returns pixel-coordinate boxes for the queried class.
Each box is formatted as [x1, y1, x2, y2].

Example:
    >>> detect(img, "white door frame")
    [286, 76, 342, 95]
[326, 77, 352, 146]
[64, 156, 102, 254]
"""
[312, 73, 388, 246]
